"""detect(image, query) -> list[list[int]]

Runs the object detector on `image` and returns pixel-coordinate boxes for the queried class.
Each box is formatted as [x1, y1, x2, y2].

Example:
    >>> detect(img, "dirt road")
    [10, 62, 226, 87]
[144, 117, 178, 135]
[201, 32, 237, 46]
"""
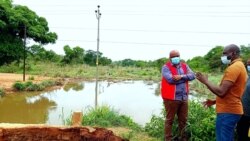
[0, 73, 52, 92]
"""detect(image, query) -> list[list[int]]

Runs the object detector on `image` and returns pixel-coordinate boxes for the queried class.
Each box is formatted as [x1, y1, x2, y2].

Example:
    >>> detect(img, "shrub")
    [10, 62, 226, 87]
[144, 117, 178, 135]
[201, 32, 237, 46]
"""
[28, 75, 35, 80]
[40, 80, 55, 87]
[144, 115, 164, 139]
[81, 105, 142, 131]
[24, 81, 33, 87]
[26, 83, 44, 91]
[13, 80, 56, 91]
[13, 81, 26, 90]
[0, 88, 5, 97]
[144, 101, 216, 141]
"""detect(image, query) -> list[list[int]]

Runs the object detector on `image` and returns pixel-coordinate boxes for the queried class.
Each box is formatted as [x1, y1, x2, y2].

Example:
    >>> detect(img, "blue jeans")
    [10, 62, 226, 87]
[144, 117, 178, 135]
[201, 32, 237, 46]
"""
[216, 113, 241, 141]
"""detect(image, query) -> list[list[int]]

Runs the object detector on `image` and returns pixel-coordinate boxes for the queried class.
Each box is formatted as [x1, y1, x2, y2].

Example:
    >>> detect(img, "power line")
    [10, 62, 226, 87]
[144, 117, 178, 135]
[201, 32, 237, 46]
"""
[35, 10, 250, 14]
[49, 27, 250, 35]
[2, 9, 250, 17]
[36, 13, 250, 18]
[57, 39, 213, 47]
[14, 4, 250, 8]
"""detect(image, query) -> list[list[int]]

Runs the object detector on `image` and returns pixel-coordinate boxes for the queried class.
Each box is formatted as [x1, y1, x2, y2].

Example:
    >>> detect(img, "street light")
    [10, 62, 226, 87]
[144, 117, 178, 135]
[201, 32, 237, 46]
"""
[95, 5, 101, 109]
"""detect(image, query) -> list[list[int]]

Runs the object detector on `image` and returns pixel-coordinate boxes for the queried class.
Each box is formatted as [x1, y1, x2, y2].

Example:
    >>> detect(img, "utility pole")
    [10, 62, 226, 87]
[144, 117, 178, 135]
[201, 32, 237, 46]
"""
[95, 5, 101, 109]
[23, 25, 27, 81]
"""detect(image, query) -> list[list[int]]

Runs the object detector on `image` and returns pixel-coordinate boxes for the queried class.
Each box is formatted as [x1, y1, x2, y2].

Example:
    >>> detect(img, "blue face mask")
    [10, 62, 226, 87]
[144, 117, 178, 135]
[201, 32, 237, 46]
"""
[221, 56, 231, 65]
[171, 57, 180, 65]
[247, 65, 250, 72]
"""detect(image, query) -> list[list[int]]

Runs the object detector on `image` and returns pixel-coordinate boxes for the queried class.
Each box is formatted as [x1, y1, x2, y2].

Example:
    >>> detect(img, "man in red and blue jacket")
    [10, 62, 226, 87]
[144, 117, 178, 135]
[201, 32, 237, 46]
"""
[161, 50, 195, 141]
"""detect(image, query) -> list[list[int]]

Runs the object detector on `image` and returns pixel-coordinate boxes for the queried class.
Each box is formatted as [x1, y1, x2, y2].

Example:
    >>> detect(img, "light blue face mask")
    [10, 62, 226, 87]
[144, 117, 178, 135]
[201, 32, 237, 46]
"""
[247, 65, 250, 72]
[221, 56, 231, 65]
[171, 57, 180, 65]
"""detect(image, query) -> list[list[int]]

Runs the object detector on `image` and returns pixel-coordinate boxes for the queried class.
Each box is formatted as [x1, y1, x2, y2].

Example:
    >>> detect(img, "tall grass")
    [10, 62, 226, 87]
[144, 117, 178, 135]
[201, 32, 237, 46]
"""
[82, 105, 142, 131]
[144, 101, 216, 141]
[0, 87, 5, 97]
[190, 73, 222, 96]
[0, 61, 161, 81]
[63, 102, 216, 141]
[65, 105, 158, 141]
[13, 80, 57, 91]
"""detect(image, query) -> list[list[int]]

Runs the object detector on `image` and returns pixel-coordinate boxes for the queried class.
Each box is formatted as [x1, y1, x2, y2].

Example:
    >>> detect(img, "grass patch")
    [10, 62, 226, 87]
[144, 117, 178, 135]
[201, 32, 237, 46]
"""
[13, 80, 57, 91]
[82, 105, 142, 131]
[0, 61, 161, 81]
[144, 101, 216, 141]
[0, 88, 5, 97]
[190, 73, 222, 96]
[65, 105, 158, 141]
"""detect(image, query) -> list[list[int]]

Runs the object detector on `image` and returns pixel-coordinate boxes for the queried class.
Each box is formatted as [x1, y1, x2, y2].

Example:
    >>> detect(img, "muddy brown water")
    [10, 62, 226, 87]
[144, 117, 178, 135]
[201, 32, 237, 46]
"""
[0, 80, 206, 126]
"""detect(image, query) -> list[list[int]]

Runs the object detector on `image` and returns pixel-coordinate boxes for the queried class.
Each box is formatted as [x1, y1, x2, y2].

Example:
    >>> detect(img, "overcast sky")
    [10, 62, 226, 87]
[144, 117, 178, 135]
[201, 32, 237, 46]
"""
[13, 0, 250, 61]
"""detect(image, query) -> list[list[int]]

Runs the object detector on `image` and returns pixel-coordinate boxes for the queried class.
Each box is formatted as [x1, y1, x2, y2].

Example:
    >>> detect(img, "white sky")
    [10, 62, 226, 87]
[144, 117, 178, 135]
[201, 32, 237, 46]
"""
[13, 0, 250, 61]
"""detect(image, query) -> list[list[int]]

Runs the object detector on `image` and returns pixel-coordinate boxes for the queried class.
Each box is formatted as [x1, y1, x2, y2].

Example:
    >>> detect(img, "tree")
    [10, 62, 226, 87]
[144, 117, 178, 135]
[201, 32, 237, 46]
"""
[62, 45, 74, 64]
[0, 35, 23, 65]
[0, 0, 57, 65]
[187, 56, 209, 72]
[120, 59, 135, 67]
[135, 60, 147, 68]
[72, 46, 84, 64]
[84, 50, 102, 66]
[204, 46, 224, 71]
[153, 57, 168, 72]
[99, 57, 112, 66]
[240, 45, 250, 63]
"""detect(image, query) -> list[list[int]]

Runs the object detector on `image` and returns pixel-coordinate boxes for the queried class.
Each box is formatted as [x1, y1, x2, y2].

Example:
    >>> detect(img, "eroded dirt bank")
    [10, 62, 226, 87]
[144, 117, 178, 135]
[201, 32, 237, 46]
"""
[0, 124, 127, 141]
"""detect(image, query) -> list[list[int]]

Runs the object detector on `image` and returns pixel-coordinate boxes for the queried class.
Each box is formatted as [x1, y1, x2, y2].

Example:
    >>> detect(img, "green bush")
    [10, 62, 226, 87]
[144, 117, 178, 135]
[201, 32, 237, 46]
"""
[81, 105, 142, 131]
[144, 101, 216, 141]
[13, 81, 26, 90]
[13, 80, 56, 91]
[28, 75, 35, 80]
[26, 83, 44, 91]
[24, 81, 33, 87]
[40, 80, 56, 87]
[187, 101, 216, 141]
[144, 115, 164, 139]
[0, 88, 5, 97]
[0, 62, 20, 73]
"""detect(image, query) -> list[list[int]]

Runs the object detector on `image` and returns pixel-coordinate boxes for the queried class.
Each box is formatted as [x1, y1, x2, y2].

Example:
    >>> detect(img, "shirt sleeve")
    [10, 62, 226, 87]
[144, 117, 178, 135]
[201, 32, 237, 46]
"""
[162, 65, 186, 84]
[223, 63, 241, 83]
[181, 65, 196, 81]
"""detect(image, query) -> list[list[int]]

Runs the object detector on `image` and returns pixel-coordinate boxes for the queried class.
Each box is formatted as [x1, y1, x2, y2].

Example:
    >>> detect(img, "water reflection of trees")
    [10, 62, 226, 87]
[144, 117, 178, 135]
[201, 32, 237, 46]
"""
[63, 82, 84, 92]
[0, 94, 56, 124]
[154, 83, 160, 96]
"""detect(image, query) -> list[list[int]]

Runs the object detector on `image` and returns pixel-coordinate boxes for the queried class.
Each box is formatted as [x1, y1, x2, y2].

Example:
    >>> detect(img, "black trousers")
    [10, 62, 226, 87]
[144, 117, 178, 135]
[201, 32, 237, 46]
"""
[236, 115, 250, 141]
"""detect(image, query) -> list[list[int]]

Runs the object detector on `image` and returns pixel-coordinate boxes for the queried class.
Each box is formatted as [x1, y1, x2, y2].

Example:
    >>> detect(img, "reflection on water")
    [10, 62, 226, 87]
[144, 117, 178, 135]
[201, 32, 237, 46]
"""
[0, 81, 210, 126]
[0, 92, 56, 124]
[46, 80, 162, 126]
[63, 82, 84, 92]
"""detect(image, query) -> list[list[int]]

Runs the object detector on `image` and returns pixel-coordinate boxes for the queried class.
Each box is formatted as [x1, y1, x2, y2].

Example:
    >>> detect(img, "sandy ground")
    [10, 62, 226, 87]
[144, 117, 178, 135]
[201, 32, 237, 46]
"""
[0, 73, 53, 92]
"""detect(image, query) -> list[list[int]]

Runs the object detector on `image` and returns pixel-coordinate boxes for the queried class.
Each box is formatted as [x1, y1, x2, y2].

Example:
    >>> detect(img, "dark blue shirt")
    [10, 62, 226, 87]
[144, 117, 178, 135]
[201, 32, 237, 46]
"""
[162, 63, 195, 101]
[242, 76, 250, 116]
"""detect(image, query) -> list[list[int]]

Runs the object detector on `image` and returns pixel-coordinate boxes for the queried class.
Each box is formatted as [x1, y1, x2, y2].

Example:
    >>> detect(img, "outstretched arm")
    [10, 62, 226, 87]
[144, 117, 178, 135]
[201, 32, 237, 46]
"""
[196, 72, 233, 98]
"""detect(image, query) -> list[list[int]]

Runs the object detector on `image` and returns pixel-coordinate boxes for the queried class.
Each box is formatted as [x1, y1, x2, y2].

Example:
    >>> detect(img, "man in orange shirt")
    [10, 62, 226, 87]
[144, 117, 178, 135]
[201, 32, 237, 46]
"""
[196, 44, 248, 141]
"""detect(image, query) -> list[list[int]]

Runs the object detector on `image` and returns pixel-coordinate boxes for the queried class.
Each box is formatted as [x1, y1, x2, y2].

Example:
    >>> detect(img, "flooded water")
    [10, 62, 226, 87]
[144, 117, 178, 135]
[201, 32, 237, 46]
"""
[0, 81, 163, 126]
[0, 80, 209, 126]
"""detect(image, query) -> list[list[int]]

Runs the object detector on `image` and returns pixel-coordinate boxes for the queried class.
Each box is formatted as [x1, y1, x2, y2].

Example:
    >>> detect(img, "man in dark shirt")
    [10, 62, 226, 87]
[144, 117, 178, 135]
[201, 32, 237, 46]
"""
[161, 50, 195, 141]
[237, 59, 250, 141]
